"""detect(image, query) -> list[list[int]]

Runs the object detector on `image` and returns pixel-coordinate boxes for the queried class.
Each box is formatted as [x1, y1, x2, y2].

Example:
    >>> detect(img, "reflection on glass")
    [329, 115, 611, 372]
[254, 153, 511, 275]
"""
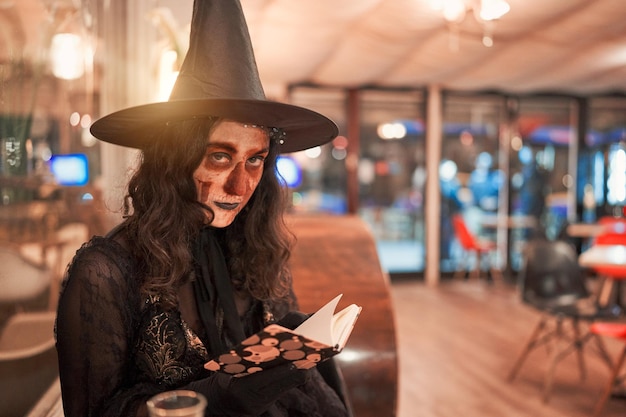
[607, 144, 626, 206]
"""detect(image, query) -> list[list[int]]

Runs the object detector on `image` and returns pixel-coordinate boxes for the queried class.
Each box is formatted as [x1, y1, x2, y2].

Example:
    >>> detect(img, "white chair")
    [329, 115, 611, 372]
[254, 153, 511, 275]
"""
[18, 222, 89, 310]
[0, 246, 51, 308]
[0, 311, 58, 417]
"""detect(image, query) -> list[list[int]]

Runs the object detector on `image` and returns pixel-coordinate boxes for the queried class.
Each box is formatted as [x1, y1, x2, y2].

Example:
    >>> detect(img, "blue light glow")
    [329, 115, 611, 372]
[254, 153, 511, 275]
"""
[50, 154, 89, 186]
[276, 156, 302, 188]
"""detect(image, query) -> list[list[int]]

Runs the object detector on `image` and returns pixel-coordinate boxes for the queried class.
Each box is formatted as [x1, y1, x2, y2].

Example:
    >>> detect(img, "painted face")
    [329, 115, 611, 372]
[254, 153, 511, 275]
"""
[193, 120, 270, 227]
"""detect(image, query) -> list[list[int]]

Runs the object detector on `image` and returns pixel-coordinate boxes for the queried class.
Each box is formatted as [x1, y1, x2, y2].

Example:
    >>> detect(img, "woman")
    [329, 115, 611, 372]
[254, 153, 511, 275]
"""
[55, 1, 346, 416]
[55, 117, 347, 416]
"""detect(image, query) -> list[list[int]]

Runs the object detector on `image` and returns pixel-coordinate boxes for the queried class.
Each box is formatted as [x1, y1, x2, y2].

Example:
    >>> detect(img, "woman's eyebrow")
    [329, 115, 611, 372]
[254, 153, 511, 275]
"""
[206, 141, 237, 152]
[207, 142, 270, 155]
[256, 146, 270, 155]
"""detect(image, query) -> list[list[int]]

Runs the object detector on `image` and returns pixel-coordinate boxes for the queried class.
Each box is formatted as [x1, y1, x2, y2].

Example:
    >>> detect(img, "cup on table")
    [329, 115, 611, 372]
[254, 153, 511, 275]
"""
[146, 390, 207, 417]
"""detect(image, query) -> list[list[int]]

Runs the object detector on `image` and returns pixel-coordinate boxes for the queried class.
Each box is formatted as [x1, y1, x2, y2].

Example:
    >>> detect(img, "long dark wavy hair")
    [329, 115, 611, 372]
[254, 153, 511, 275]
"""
[121, 118, 294, 308]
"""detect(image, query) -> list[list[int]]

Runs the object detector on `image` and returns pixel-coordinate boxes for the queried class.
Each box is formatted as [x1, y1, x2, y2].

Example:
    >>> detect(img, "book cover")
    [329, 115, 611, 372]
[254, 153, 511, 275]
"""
[204, 294, 361, 377]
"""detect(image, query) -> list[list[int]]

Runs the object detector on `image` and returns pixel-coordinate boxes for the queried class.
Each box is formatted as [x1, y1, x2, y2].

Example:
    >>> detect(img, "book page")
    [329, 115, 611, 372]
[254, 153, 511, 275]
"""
[294, 294, 343, 346]
[331, 304, 362, 349]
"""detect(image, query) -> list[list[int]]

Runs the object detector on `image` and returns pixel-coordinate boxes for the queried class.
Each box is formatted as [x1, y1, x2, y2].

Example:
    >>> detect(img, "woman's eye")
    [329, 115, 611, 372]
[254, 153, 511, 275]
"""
[248, 156, 266, 166]
[209, 153, 230, 164]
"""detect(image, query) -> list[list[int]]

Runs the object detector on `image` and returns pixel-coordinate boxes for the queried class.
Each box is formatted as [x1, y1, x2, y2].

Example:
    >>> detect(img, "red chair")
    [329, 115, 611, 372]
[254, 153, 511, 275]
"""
[589, 322, 626, 417]
[592, 224, 626, 308]
[594, 229, 626, 276]
[451, 214, 502, 282]
[597, 216, 626, 228]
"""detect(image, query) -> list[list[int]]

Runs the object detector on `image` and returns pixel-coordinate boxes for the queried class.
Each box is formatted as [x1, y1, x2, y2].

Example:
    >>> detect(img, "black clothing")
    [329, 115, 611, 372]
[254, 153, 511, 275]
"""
[55, 233, 348, 417]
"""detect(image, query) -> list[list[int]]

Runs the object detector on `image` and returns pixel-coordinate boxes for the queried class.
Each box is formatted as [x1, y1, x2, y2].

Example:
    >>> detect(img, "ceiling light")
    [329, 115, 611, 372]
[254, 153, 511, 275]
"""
[478, 0, 510, 21]
[430, 0, 510, 48]
[50, 33, 85, 80]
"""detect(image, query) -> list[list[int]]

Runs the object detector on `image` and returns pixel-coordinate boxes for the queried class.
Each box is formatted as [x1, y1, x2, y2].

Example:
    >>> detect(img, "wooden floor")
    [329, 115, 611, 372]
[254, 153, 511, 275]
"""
[390, 278, 626, 417]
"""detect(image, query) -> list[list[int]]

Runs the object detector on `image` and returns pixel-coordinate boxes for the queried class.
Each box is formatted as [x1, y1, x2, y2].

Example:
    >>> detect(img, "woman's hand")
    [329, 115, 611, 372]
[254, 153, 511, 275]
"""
[186, 362, 310, 416]
[276, 311, 310, 330]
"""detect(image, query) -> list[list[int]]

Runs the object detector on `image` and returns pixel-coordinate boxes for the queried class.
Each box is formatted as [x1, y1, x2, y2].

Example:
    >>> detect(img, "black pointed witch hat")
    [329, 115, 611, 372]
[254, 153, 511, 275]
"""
[90, 0, 337, 153]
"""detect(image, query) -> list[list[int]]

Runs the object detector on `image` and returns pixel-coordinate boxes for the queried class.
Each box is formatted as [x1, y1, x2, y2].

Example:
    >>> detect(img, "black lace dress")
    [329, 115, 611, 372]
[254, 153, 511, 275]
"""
[55, 234, 348, 417]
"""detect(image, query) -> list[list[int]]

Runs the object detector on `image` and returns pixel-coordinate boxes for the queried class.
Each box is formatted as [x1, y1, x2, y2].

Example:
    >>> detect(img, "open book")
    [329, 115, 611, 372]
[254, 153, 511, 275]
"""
[204, 294, 361, 377]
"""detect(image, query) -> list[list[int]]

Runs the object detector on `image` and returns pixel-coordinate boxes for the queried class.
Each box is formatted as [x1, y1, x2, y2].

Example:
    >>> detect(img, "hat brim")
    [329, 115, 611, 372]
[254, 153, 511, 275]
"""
[90, 98, 338, 154]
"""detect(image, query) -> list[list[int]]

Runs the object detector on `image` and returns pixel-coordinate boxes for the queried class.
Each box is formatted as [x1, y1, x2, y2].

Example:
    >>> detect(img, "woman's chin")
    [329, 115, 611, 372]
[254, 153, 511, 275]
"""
[209, 213, 237, 228]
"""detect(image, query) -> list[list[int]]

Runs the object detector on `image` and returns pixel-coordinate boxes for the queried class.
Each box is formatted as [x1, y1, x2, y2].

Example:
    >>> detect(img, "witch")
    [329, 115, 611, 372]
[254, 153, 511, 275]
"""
[54, 1, 349, 416]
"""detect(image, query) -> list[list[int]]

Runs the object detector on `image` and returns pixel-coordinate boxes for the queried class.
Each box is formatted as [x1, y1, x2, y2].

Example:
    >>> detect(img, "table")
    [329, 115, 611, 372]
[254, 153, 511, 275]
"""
[480, 214, 537, 230]
[579, 245, 626, 268]
[568, 220, 626, 242]
[480, 214, 538, 275]
[579, 244, 626, 308]
[567, 223, 607, 238]
[0, 200, 66, 242]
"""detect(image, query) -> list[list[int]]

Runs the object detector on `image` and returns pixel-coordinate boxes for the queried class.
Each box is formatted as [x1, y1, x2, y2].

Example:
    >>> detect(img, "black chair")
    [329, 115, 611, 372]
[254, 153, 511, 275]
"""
[507, 238, 621, 403]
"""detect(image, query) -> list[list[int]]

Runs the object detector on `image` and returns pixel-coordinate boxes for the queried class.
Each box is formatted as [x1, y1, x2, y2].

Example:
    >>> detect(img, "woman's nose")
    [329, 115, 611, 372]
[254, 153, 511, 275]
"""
[224, 163, 247, 196]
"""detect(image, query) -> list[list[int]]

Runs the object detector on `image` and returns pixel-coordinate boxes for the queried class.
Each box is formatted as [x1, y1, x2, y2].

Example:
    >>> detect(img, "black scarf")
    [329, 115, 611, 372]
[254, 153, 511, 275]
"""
[192, 227, 246, 355]
[192, 228, 286, 417]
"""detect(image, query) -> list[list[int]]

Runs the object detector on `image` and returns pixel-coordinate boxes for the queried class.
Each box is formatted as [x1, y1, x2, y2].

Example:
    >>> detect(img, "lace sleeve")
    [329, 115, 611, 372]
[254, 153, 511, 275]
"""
[55, 238, 160, 417]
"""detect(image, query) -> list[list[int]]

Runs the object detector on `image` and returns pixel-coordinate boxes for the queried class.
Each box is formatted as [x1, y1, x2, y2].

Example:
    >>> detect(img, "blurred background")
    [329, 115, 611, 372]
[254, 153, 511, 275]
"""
[1, 1, 626, 416]
[2, 0, 625, 280]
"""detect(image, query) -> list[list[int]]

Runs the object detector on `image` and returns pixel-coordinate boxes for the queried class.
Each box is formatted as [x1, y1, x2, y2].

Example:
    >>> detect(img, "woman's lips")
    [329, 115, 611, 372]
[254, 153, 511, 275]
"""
[214, 202, 239, 210]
